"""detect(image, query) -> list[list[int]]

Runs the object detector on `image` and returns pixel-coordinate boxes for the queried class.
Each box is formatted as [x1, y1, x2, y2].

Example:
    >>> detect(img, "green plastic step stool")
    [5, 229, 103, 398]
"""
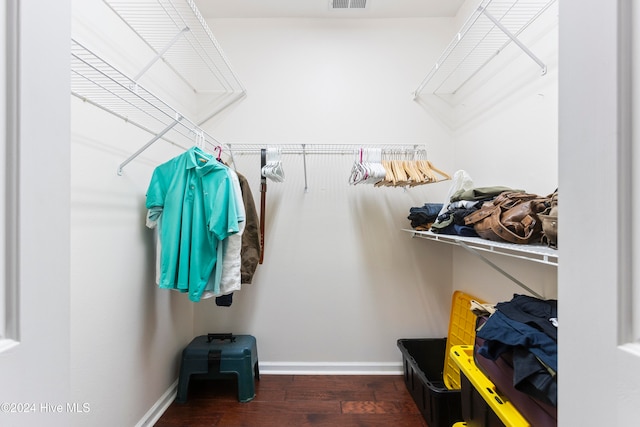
[176, 333, 259, 403]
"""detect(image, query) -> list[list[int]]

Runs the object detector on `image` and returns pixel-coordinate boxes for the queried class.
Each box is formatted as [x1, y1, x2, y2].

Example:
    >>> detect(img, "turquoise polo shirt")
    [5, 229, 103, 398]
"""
[146, 147, 239, 302]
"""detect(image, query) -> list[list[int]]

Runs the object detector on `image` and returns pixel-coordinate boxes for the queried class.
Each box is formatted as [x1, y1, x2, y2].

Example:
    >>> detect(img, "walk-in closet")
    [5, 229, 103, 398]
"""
[2, 0, 640, 426]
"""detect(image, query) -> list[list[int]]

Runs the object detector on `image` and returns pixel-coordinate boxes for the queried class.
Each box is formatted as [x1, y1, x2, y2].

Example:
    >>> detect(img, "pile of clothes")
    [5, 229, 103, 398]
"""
[473, 294, 557, 408]
[407, 186, 519, 237]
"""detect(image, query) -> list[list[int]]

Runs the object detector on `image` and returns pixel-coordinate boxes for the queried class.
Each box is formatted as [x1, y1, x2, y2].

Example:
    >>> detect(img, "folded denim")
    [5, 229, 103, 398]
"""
[408, 203, 444, 227]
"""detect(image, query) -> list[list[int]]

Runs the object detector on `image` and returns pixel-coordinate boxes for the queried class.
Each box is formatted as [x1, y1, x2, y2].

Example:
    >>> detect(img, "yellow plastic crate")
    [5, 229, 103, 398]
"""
[450, 345, 530, 427]
[443, 291, 486, 390]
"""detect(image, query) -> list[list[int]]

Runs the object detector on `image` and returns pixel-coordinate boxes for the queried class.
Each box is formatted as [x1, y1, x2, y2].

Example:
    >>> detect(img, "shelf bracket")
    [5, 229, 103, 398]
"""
[479, 7, 547, 76]
[457, 241, 544, 299]
[117, 115, 183, 175]
[132, 27, 191, 84]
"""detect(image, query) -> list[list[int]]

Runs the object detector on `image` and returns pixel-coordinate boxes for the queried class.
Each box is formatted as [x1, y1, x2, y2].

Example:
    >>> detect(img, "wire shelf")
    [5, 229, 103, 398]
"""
[404, 229, 558, 266]
[103, 0, 245, 94]
[224, 143, 431, 156]
[71, 39, 222, 174]
[414, 0, 556, 96]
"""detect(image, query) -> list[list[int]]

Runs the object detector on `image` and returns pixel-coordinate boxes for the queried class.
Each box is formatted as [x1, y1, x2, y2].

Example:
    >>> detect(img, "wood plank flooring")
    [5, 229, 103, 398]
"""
[154, 375, 428, 427]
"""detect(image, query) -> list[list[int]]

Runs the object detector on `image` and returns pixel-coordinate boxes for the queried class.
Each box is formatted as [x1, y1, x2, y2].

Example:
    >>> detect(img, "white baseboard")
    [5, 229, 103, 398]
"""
[135, 379, 178, 427]
[258, 361, 403, 375]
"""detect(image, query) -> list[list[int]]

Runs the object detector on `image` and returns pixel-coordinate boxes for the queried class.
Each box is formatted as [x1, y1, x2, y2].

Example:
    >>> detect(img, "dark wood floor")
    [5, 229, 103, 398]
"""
[154, 375, 428, 427]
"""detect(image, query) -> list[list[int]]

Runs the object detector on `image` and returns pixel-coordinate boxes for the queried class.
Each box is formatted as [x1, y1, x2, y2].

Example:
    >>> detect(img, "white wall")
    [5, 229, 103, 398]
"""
[201, 18, 455, 145]
[194, 17, 459, 371]
[70, 99, 195, 427]
[451, 3, 559, 196]
[70, 1, 197, 426]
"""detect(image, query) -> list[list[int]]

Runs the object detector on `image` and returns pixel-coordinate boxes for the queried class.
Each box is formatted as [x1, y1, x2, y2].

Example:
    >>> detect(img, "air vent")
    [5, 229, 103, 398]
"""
[330, 0, 367, 9]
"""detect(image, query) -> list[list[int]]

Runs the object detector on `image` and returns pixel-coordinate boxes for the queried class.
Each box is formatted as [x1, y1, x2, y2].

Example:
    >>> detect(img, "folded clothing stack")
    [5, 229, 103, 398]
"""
[407, 203, 443, 230]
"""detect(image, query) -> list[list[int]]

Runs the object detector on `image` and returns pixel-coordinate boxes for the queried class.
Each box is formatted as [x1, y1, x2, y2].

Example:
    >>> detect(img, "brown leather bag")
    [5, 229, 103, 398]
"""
[464, 191, 550, 244]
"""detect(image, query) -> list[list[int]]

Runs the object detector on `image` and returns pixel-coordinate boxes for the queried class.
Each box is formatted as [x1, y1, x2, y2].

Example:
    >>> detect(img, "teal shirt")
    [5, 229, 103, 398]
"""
[146, 147, 239, 302]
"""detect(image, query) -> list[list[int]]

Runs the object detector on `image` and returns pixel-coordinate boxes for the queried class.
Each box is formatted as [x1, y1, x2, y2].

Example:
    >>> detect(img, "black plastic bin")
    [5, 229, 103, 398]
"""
[397, 338, 463, 427]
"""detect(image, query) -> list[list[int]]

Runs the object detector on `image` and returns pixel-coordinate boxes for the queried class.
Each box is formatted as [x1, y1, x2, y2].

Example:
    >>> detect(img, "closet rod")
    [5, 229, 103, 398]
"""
[225, 144, 424, 156]
[226, 144, 444, 192]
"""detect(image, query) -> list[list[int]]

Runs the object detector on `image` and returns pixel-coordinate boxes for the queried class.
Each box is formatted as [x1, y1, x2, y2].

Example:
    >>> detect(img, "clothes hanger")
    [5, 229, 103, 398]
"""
[381, 157, 395, 185]
[372, 148, 388, 184]
[359, 149, 372, 184]
[213, 145, 223, 162]
[349, 148, 368, 185]
[361, 148, 386, 184]
[272, 148, 285, 181]
[417, 158, 436, 183]
[348, 149, 361, 185]
[262, 147, 285, 183]
[403, 150, 424, 185]
[427, 160, 451, 181]
[411, 149, 436, 183]
[374, 149, 393, 187]
[391, 151, 408, 186]
[193, 131, 213, 163]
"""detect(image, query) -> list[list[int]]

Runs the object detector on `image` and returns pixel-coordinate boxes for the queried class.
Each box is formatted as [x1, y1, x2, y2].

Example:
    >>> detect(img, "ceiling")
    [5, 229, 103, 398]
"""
[193, 0, 467, 19]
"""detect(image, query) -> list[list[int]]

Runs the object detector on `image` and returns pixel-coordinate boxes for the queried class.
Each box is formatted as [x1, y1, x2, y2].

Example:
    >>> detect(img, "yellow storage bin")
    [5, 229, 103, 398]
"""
[443, 291, 486, 390]
[450, 345, 529, 427]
